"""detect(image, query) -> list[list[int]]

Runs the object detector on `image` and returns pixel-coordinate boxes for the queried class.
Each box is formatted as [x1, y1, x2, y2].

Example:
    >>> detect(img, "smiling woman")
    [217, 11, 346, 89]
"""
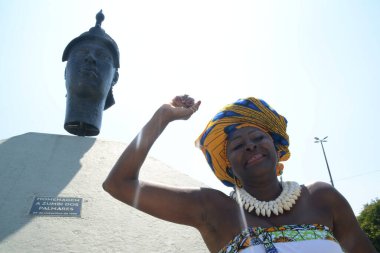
[103, 95, 377, 253]
[226, 128, 279, 183]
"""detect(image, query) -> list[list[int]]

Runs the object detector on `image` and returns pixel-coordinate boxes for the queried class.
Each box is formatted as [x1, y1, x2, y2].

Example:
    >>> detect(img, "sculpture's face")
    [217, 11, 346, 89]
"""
[65, 39, 116, 103]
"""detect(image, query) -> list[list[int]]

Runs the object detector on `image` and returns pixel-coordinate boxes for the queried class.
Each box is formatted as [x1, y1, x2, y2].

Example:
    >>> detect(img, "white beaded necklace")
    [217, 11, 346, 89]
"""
[230, 181, 301, 217]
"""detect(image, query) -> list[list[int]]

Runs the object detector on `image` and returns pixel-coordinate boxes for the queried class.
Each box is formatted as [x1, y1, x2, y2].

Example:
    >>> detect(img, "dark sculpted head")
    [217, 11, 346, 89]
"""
[62, 10, 120, 136]
[64, 40, 119, 108]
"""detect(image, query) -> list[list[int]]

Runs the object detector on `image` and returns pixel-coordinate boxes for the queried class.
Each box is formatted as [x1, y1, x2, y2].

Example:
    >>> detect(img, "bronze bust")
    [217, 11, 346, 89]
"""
[62, 10, 120, 136]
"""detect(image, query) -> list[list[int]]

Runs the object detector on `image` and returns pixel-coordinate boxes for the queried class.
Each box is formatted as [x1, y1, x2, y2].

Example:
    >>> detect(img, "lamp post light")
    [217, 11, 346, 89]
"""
[314, 136, 335, 187]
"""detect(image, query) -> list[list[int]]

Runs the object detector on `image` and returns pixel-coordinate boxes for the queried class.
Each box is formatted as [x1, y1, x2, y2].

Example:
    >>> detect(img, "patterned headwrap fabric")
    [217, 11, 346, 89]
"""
[195, 97, 290, 187]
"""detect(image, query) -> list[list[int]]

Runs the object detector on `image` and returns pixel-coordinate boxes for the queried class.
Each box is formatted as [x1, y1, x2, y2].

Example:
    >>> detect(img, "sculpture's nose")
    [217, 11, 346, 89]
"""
[84, 52, 96, 65]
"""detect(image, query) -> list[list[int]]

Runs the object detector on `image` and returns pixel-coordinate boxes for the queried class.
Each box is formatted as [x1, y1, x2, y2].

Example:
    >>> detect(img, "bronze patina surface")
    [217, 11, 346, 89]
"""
[62, 10, 120, 136]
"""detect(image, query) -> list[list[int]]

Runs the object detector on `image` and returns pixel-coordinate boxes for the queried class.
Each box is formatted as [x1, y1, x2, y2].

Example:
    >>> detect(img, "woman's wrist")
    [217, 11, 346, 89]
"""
[152, 107, 172, 129]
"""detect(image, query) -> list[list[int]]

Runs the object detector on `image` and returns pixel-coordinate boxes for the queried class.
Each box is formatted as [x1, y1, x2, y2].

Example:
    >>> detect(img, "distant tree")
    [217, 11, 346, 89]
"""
[357, 198, 380, 251]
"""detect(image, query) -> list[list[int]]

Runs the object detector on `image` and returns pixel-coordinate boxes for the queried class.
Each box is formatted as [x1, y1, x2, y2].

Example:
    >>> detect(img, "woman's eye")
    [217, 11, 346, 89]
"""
[254, 135, 264, 142]
[232, 144, 243, 151]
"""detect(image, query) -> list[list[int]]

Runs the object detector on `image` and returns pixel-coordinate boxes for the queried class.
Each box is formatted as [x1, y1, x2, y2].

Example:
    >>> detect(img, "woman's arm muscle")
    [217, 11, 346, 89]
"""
[329, 185, 377, 252]
[103, 98, 207, 227]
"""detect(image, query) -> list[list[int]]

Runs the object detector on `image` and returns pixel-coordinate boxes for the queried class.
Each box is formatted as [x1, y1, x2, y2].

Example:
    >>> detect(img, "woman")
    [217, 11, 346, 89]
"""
[103, 95, 377, 253]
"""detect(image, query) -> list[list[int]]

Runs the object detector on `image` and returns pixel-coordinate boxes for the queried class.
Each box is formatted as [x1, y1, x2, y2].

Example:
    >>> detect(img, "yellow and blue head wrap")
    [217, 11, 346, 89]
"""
[195, 97, 290, 187]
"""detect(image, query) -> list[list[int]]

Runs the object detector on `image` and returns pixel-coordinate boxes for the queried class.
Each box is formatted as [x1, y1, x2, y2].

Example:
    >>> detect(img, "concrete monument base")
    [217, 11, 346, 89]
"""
[0, 133, 208, 252]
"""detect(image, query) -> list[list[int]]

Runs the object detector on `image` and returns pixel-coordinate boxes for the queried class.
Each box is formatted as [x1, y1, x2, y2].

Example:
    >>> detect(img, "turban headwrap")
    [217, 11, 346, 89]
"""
[195, 97, 290, 187]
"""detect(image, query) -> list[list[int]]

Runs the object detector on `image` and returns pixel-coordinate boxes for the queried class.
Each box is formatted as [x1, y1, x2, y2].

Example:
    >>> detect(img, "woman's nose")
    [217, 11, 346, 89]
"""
[245, 141, 256, 151]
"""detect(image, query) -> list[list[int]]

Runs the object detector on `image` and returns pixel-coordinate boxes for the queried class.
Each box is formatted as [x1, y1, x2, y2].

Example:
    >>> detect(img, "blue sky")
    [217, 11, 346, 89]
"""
[1, 0, 379, 215]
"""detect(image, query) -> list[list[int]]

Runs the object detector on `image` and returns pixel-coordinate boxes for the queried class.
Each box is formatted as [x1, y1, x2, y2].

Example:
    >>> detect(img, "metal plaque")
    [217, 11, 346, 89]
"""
[29, 196, 82, 217]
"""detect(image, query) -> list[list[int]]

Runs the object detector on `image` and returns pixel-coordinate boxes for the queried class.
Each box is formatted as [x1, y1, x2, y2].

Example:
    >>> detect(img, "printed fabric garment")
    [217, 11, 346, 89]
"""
[218, 224, 344, 253]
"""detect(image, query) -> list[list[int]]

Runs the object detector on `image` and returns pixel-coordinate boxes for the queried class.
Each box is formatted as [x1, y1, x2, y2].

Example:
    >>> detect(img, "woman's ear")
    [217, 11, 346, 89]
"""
[234, 175, 243, 188]
[276, 163, 284, 176]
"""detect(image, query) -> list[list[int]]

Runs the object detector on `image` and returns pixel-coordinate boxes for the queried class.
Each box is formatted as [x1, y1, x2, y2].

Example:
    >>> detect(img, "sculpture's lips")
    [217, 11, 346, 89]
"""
[246, 153, 265, 166]
[80, 67, 98, 78]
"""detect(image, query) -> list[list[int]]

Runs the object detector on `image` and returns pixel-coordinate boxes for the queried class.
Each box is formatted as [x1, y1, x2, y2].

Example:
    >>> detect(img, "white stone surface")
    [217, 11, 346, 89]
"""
[0, 133, 209, 253]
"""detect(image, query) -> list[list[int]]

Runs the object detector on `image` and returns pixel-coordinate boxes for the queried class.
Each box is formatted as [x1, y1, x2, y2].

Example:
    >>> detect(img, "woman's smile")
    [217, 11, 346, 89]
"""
[245, 153, 266, 167]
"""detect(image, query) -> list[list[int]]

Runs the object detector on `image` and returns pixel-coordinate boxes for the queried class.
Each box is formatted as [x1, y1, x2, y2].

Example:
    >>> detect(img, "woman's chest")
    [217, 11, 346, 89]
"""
[231, 194, 333, 228]
[207, 194, 334, 252]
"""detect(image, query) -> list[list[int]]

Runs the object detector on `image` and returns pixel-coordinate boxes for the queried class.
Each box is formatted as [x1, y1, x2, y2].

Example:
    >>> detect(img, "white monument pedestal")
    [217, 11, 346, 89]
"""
[0, 133, 208, 252]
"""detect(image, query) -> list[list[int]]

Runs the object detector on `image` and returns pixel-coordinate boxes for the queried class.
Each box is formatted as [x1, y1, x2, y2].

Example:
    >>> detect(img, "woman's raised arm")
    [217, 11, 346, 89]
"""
[102, 96, 207, 227]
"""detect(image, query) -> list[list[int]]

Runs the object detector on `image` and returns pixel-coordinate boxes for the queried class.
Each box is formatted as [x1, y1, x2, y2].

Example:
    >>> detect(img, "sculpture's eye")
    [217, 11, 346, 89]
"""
[74, 48, 89, 57]
[96, 50, 112, 62]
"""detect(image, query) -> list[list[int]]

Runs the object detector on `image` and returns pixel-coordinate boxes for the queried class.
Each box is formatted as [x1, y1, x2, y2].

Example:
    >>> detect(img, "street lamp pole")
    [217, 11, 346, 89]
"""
[314, 136, 335, 187]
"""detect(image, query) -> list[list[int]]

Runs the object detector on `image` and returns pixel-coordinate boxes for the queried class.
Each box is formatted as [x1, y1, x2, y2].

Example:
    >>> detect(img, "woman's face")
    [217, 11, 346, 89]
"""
[226, 127, 278, 183]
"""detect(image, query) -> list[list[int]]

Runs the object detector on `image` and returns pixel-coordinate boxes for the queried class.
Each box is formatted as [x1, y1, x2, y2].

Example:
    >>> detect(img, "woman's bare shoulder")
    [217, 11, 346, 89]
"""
[305, 181, 336, 196]
[199, 187, 234, 208]
[303, 181, 341, 208]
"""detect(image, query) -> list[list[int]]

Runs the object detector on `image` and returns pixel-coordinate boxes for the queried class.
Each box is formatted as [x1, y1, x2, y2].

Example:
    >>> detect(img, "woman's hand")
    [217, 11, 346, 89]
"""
[158, 95, 201, 122]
